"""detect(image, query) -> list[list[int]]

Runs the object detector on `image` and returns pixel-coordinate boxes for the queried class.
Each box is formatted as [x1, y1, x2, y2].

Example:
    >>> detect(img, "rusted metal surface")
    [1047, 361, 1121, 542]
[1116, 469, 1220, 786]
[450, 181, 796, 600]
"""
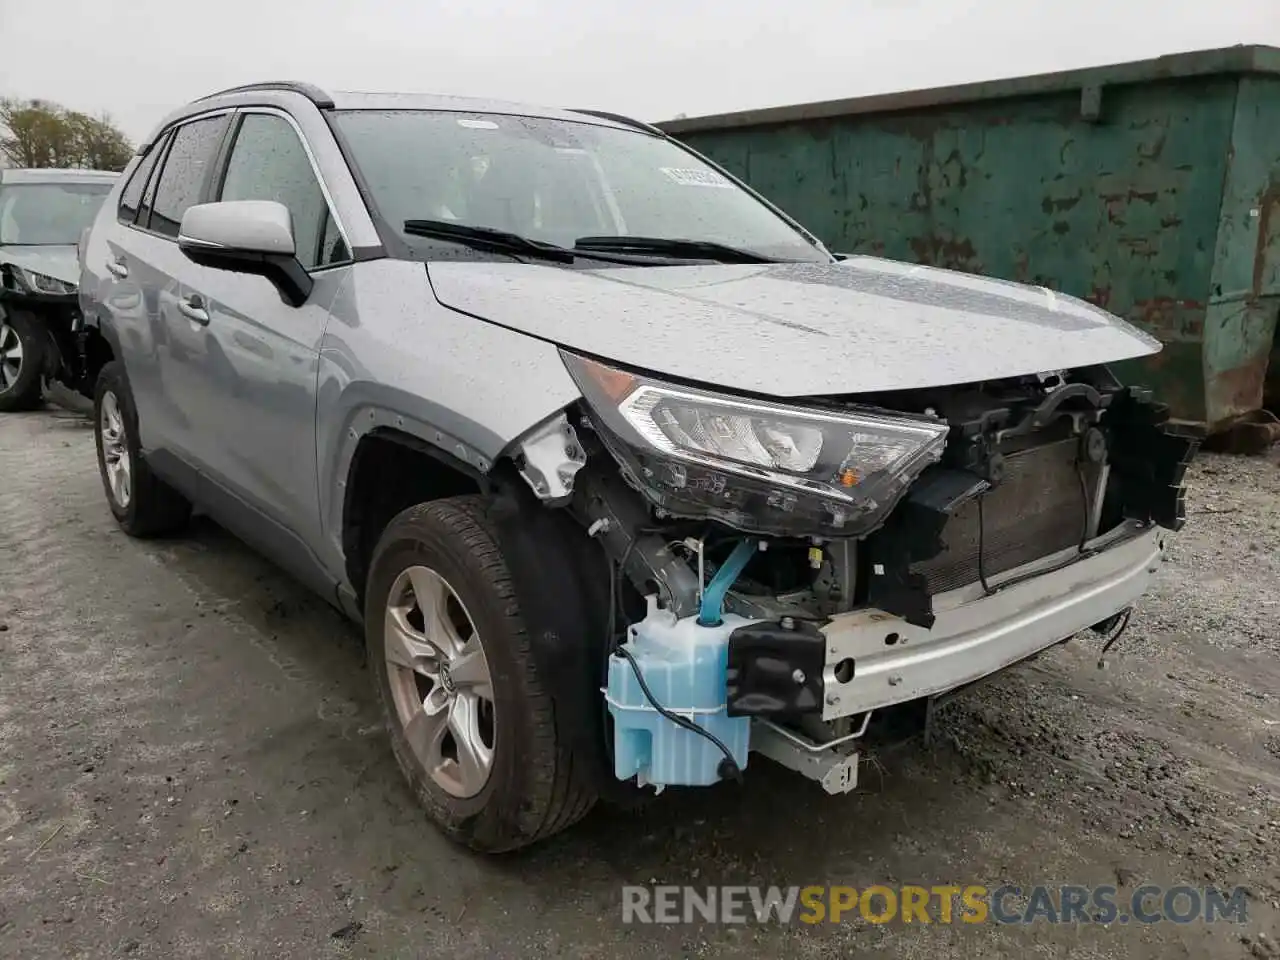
[661, 48, 1280, 431]
[1268, 337, 1280, 412]
[660, 46, 1280, 137]
[1203, 74, 1280, 428]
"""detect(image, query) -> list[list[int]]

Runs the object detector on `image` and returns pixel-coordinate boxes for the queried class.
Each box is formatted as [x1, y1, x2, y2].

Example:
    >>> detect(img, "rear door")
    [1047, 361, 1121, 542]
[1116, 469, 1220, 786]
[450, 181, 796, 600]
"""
[93, 112, 230, 466]
[84, 131, 170, 446]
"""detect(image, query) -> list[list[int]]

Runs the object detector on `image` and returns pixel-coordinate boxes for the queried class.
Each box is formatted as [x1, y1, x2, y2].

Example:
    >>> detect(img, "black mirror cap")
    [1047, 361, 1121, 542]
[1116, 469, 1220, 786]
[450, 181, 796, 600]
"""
[179, 243, 312, 307]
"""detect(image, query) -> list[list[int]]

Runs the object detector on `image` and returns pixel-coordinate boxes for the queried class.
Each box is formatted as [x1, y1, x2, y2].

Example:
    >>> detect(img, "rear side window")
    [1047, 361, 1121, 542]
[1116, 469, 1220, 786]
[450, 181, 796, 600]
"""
[218, 113, 346, 269]
[117, 139, 165, 224]
[138, 137, 170, 229]
[148, 116, 227, 238]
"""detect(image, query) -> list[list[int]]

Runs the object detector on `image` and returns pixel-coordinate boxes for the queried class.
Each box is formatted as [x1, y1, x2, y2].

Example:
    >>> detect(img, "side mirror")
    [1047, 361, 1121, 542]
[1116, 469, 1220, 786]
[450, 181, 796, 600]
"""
[178, 200, 313, 307]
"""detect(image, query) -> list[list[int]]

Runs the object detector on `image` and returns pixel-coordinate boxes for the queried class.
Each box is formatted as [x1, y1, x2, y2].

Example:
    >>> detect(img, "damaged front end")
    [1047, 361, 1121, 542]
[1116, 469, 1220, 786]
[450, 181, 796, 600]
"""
[510, 353, 1198, 796]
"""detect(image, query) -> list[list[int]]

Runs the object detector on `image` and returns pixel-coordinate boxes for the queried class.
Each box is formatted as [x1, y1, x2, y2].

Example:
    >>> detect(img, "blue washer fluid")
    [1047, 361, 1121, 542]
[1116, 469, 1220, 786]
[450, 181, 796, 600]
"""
[605, 600, 754, 789]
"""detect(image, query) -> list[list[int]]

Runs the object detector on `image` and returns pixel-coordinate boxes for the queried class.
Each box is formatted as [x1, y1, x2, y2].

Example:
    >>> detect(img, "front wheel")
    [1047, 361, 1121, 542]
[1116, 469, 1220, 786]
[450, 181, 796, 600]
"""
[365, 497, 597, 852]
[0, 311, 46, 412]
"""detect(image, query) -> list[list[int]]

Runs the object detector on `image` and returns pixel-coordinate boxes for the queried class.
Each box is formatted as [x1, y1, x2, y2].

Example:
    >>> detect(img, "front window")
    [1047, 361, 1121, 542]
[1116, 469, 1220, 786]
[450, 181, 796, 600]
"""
[0, 181, 113, 246]
[333, 110, 827, 263]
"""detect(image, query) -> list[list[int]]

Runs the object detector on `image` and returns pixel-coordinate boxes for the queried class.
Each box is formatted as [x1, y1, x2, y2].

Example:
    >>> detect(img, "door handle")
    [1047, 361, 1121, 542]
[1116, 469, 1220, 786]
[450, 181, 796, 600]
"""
[178, 295, 210, 326]
[105, 258, 128, 279]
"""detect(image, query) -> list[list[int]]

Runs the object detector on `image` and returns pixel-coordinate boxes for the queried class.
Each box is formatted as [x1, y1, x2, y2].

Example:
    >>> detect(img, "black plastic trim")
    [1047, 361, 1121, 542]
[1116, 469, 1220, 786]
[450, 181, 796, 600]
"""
[726, 619, 825, 717]
[319, 112, 391, 260]
[135, 131, 176, 232]
[485, 472, 624, 802]
[349, 245, 385, 263]
[179, 243, 314, 307]
[116, 137, 167, 226]
[207, 111, 245, 203]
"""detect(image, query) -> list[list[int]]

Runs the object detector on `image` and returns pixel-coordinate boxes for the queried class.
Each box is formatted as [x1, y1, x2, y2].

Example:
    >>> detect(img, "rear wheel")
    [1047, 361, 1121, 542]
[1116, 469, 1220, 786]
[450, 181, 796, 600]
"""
[94, 361, 192, 537]
[366, 497, 597, 852]
[0, 311, 46, 412]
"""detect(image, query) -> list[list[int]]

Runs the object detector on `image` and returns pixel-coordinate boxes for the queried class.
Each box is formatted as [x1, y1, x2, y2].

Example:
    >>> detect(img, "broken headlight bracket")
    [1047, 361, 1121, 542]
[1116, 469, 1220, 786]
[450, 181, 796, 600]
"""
[1102, 387, 1199, 532]
[725, 616, 826, 717]
[512, 412, 586, 505]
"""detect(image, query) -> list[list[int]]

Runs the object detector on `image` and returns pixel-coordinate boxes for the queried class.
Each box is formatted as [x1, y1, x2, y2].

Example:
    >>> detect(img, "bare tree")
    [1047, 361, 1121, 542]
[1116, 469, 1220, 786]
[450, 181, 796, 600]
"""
[0, 98, 133, 171]
[64, 110, 133, 171]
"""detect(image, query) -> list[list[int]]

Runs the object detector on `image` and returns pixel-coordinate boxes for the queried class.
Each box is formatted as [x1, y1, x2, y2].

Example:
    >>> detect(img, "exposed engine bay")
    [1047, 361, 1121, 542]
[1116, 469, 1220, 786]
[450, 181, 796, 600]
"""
[512, 356, 1198, 795]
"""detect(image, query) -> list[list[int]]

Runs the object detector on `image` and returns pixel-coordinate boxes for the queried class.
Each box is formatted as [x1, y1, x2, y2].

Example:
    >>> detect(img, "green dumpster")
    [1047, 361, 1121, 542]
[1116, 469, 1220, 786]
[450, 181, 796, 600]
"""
[659, 46, 1280, 432]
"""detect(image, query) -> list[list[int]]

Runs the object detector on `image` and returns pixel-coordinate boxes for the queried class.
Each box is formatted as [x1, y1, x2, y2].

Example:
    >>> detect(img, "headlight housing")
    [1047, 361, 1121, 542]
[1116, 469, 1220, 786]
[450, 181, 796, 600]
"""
[9, 266, 77, 296]
[562, 352, 949, 537]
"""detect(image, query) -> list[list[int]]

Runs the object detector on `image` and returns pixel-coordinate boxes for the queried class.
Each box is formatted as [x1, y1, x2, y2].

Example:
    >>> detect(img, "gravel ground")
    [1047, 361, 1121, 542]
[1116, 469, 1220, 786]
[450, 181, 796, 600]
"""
[1, 409, 1277, 959]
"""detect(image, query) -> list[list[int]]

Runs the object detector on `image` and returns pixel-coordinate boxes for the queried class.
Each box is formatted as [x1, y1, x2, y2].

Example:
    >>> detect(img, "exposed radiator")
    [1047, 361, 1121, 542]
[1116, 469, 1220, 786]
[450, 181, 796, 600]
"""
[911, 437, 1098, 595]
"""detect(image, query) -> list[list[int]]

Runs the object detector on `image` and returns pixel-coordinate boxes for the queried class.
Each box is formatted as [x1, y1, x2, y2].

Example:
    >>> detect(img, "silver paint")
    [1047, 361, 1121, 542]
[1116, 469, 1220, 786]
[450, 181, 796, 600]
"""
[78, 83, 1166, 608]
[427, 257, 1161, 397]
[178, 200, 298, 256]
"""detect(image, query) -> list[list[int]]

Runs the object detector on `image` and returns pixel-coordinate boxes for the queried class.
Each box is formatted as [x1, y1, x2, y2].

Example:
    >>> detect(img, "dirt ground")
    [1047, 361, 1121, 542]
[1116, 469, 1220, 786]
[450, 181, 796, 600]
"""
[1, 408, 1277, 959]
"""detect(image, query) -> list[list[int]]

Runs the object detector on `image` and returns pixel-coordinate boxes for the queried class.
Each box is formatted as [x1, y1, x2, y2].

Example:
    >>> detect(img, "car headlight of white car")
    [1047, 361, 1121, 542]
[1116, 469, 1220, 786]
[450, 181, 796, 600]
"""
[9, 266, 77, 296]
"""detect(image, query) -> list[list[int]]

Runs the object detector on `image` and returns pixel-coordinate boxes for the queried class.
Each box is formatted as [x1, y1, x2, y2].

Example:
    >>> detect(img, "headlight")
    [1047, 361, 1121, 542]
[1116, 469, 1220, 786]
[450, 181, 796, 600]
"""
[562, 352, 949, 537]
[12, 267, 77, 296]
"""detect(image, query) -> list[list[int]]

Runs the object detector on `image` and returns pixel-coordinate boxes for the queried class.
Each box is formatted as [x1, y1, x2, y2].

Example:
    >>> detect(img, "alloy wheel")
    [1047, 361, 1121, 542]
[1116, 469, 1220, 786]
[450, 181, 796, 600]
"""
[0, 322, 23, 392]
[384, 566, 496, 798]
[100, 391, 132, 508]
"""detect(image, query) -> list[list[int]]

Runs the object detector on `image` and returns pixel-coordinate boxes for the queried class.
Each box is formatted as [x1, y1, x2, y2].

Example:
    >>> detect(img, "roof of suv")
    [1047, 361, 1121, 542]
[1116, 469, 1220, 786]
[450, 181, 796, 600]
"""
[0, 168, 119, 185]
[143, 81, 659, 148]
[329, 91, 644, 129]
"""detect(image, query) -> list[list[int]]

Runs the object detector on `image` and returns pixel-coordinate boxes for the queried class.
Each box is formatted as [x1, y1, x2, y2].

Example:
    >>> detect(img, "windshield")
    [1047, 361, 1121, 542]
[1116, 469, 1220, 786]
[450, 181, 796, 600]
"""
[333, 110, 828, 263]
[0, 181, 114, 246]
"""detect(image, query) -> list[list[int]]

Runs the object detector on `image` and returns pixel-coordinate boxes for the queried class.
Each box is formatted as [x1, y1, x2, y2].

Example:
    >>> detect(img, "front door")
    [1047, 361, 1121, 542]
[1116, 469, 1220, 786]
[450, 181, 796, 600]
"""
[162, 109, 352, 554]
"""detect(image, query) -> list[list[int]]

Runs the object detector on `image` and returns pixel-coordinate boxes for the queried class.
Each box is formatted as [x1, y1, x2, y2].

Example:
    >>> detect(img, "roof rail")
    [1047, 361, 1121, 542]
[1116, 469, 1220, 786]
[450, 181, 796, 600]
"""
[196, 81, 335, 109]
[570, 109, 664, 136]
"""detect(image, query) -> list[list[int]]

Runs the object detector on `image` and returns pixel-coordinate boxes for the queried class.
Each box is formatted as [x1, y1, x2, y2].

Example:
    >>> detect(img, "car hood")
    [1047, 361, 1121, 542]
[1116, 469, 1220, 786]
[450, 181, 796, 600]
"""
[427, 257, 1161, 397]
[0, 245, 79, 286]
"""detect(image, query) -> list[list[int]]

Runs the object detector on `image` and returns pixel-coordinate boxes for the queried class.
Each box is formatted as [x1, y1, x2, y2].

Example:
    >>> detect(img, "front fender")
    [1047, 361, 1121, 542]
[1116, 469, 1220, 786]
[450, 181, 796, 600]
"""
[314, 259, 584, 579]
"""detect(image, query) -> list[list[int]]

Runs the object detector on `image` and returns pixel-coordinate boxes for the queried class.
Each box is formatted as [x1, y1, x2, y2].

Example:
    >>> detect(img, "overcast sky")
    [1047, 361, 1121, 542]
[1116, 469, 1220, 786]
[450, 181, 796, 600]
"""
[1, 0, 1277, 143]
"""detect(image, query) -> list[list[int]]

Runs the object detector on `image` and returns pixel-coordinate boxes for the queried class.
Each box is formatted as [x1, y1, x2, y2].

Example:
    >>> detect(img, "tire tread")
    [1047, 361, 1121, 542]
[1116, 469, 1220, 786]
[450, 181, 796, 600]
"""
[94, 361, 191, 537]
[369, 496, 597, 851]
[0, 311, 47, 412]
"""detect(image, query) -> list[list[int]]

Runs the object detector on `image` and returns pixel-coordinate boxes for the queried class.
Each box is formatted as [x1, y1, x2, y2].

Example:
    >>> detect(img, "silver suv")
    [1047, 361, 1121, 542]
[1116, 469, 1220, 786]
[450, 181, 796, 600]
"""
[79, 81, 1196, 852]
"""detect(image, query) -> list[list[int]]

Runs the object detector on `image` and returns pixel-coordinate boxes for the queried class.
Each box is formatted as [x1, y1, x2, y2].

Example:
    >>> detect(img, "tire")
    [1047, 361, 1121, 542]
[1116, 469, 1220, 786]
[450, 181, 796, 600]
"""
[0, 310, 46, 412]
[366, 497, 597, 852]
[94, 361, 192, 537]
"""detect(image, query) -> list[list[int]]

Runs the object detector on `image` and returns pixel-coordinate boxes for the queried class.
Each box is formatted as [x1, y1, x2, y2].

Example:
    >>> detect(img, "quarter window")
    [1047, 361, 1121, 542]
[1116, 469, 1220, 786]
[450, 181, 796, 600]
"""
[117, 138, 165, 225]
[218, 113, 345, 270]
[137, 135, 170, 229]
[148, 116, 226, 238]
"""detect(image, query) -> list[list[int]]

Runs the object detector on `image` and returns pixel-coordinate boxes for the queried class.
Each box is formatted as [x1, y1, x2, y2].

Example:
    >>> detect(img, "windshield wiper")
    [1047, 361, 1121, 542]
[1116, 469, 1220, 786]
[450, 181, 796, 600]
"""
[573, 235, 780, 263]
[402, 220, 640, 265]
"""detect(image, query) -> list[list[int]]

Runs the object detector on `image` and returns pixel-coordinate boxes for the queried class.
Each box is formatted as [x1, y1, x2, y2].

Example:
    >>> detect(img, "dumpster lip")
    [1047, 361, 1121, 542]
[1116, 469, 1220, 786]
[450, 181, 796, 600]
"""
[657, 45, 1280, 135]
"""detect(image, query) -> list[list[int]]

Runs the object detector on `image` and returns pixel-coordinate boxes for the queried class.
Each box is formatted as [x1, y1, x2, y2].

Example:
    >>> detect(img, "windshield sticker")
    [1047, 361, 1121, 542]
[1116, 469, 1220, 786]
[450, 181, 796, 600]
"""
[457, 118, 499, 130]
[659, 167, 734, 188]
